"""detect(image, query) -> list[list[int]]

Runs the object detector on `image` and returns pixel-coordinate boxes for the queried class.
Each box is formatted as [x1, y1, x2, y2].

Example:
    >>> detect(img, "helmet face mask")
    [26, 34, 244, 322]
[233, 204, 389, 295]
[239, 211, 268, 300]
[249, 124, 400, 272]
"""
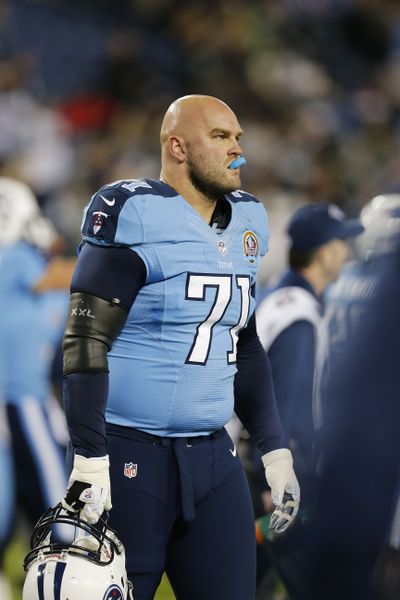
[23, 504, 134, 600]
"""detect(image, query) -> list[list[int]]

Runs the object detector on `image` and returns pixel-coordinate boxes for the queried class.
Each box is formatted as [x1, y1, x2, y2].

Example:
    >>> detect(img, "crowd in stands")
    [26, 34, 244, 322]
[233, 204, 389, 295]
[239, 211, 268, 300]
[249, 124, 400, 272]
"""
[1, 0, 400, 277]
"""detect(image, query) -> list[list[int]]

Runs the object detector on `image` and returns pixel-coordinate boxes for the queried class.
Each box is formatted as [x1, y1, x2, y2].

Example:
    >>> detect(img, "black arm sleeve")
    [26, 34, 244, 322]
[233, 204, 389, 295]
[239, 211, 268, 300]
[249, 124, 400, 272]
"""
[64, 372, 109, 457]
[234, 313, 286, 455]
[63, 243, 146, 457]
[268, 321, 316, 462]
[71, 242, 147, 308]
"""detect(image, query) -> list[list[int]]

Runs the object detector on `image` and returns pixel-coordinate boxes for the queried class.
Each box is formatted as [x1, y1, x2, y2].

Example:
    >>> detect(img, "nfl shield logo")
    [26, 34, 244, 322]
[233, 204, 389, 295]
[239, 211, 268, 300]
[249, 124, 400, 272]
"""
[218, 240, 227, 255]
[124, 462, 137, 478]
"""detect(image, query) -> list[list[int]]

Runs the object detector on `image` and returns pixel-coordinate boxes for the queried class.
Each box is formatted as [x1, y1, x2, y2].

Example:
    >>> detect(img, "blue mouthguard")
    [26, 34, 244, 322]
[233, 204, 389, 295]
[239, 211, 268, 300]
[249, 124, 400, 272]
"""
[228, 156, 247, 169]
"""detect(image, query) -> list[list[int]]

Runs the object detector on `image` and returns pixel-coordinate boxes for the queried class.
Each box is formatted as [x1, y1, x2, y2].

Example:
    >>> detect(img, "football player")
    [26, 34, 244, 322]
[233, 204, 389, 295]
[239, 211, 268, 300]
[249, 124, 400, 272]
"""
[0, 177, 75, 597]
[60, 95, 300, 600]
[310, 194, 400, 598]
[254, 202, 363, 597]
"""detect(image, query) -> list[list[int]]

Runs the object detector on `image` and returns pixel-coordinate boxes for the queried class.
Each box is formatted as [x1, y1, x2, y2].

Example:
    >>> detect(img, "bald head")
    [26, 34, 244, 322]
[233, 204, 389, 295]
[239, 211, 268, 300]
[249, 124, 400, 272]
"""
[160, 95, 237, 147]
[159, 94, 244, 206]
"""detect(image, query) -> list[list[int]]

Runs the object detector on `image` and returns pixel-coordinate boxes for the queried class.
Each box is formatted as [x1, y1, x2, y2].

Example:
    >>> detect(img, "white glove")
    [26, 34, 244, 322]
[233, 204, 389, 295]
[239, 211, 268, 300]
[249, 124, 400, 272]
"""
[262, 448, 300, 534]
[62, 454, 112, 524]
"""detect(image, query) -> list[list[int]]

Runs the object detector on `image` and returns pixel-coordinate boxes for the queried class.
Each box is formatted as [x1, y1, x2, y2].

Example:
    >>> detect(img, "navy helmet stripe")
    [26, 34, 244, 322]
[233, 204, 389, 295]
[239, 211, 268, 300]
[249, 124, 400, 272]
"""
[54, 562, 67, 600]
[37, 563, 46, 600]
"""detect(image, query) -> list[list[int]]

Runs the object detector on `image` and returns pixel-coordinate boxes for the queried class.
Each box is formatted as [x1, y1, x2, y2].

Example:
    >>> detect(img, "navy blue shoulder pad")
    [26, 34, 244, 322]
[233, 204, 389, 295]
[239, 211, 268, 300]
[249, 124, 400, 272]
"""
[227, 189, 260, 204]
[81, 178, 177, 245]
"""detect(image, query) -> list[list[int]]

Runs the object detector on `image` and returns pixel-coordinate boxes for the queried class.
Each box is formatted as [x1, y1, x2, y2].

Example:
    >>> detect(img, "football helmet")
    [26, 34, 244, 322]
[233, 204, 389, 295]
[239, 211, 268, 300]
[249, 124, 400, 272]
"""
[24, 213, 59, 253]
[23, 503, 134, 600]
[356, 194, 400, 259]
[0, 177, 39, 247]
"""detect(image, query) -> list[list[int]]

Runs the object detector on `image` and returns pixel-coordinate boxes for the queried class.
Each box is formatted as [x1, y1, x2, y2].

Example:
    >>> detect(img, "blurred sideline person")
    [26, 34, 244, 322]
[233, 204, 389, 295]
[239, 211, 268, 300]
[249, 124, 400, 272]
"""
[58, 94, 300, 600]
[0, 177, 75, 598]
[372, 478, 400, 600]
[0, 407, 13, 600]
[310, 194, 400, 599]
[255, 203, 363, 599]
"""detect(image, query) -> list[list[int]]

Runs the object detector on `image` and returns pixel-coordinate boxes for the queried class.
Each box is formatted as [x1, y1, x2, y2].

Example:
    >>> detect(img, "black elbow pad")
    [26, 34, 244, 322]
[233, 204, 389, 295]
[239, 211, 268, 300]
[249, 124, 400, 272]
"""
[63, 291, 128, 375]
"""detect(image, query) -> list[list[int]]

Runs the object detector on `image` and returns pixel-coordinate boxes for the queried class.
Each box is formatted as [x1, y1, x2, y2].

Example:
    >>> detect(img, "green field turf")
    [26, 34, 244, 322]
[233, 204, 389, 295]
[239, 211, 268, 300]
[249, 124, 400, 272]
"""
[7, 534, 288, 599]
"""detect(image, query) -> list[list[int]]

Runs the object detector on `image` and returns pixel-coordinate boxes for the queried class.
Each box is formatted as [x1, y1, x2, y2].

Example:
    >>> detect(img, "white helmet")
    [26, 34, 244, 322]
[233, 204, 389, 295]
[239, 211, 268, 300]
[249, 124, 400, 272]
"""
[23, 504, 134, 600]
[356, 194, 400, 259]
[0, 177, 39, 247]
[24, 213, 59, 253]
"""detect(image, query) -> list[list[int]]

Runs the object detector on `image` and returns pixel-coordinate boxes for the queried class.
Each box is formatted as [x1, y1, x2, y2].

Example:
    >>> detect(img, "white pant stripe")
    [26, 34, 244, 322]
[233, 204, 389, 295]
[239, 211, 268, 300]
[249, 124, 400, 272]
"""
[20, 397, 71, 541]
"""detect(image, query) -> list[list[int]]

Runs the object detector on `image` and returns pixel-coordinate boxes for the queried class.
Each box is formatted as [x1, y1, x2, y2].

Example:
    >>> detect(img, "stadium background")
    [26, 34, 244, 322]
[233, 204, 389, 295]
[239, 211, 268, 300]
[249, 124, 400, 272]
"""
[2, 0, 400, 598]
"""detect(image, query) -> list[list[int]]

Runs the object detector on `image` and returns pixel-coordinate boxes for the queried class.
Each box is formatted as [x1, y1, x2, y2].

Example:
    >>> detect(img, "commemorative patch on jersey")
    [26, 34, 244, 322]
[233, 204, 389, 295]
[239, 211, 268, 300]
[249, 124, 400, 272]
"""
[243, 230, 258, 264]
[103, 584, 123, 600]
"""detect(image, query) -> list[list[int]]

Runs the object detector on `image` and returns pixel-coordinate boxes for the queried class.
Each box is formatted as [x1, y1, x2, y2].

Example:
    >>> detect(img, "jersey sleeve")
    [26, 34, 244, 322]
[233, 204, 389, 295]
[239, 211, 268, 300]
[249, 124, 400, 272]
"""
[229, 190, 270, 256]
[253, 199, 269, 257]
[234, 313, 285, 454]
[268, 321, 316, 443]
[81, 180, 147, 247]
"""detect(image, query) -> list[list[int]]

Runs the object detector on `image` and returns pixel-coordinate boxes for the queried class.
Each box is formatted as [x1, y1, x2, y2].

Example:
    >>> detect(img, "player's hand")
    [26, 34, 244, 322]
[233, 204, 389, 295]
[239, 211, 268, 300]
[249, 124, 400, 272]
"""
[262, 448, 300, 534]
[62, 454, 111, 524]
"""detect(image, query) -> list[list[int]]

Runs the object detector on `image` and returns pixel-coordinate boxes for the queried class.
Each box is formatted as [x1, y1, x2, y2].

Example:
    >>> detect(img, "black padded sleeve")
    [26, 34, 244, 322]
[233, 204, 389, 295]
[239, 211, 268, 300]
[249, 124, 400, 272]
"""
[63, 243, 146, 457]
[234, 313, 286, 454]
[62, 292, 128, 375]
[71, 242, 147, 308]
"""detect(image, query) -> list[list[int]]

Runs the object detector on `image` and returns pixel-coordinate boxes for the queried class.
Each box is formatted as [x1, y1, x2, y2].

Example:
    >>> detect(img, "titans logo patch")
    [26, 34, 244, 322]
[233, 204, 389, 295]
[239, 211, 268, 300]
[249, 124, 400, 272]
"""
[103, 584, 123, 599]
[92, 210, 108, 235]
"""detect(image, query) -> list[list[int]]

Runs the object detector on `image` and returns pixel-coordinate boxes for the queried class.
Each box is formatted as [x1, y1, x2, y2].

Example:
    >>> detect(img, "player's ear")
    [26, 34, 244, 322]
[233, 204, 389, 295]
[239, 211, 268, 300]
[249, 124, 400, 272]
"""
[313, 244, 327, 269]
[315, 241, 335, 270]
[168, 135, 186, 163]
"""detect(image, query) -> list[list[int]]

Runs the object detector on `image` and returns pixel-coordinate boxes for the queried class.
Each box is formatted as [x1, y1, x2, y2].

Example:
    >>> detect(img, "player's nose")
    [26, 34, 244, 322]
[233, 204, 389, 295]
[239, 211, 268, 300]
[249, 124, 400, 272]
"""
[230, 138, 243, 155]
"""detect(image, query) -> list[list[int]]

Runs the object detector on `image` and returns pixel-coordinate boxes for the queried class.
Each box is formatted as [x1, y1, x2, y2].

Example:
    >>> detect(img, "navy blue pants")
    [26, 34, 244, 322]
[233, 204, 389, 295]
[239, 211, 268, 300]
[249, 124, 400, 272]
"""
[107, 424, 256, 600]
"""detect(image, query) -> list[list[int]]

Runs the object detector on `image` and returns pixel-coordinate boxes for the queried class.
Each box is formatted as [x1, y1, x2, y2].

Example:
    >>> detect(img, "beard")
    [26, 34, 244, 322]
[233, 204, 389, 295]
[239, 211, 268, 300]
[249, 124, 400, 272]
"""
[186, 149, 240, 201]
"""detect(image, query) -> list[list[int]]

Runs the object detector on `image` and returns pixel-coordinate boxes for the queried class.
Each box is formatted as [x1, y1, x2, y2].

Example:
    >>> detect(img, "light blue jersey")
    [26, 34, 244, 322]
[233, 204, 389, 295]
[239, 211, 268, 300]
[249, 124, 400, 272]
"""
[0, 242, 69, 404]
[81, 178, 269, 436]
